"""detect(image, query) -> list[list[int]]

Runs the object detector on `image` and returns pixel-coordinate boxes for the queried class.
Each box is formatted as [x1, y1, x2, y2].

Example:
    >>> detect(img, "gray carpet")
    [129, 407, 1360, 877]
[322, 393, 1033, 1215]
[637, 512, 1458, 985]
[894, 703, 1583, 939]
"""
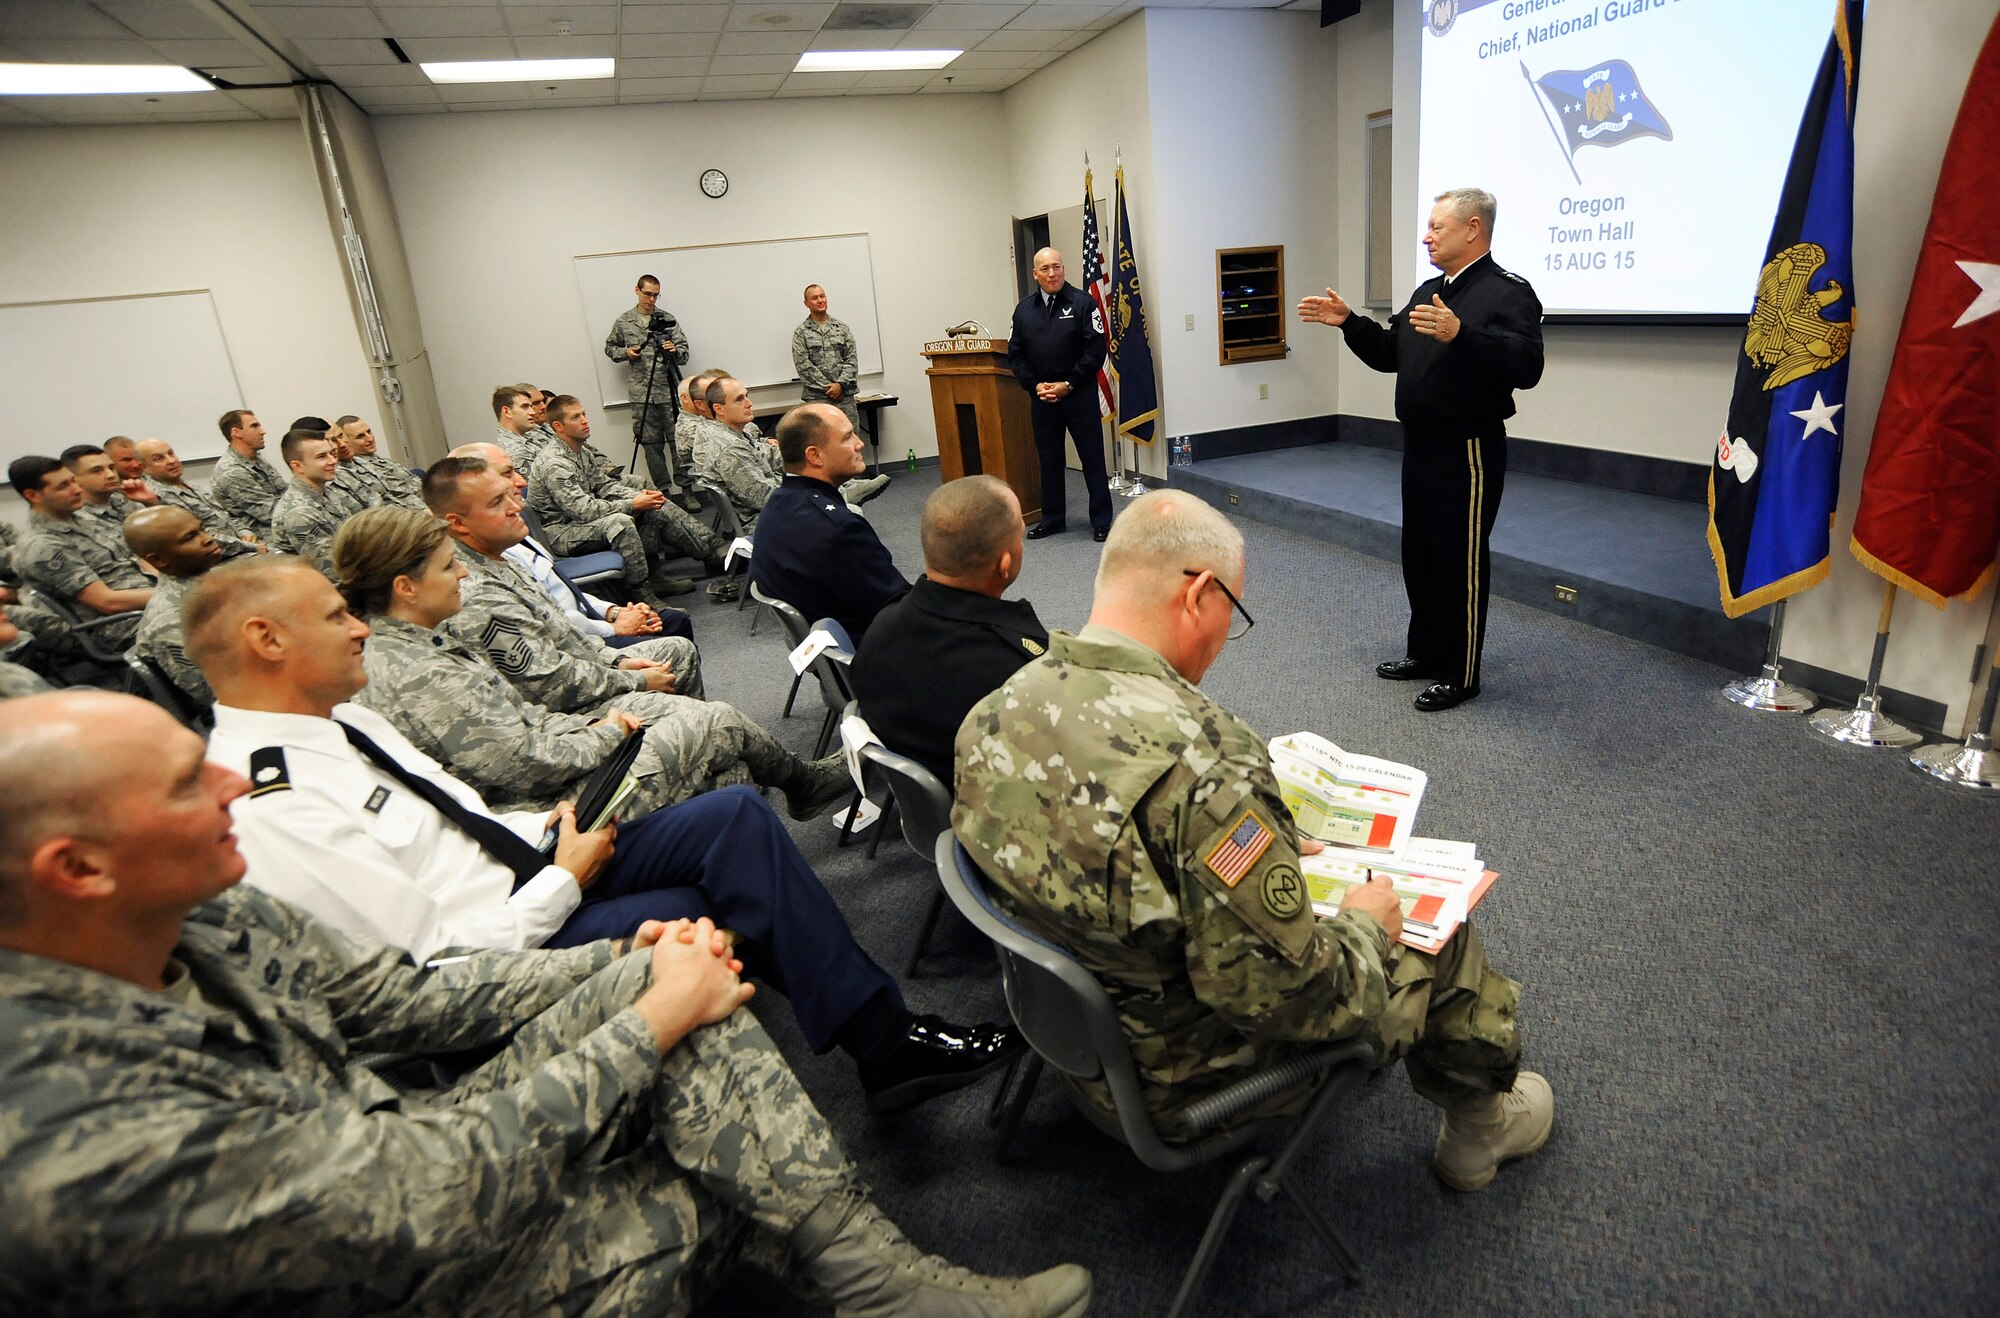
[685, 470, 1999, 1317]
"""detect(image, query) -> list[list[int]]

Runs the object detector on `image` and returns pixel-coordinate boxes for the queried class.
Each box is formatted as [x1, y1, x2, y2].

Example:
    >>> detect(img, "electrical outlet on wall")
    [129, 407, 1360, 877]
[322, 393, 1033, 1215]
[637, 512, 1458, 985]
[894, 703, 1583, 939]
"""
[1258, 383, 1269, 400]
[1184, 313, 1194, 331]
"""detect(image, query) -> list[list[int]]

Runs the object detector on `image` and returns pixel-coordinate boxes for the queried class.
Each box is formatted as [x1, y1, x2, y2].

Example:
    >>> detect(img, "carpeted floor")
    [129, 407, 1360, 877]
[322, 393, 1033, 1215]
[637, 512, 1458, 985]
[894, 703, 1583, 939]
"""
[687, 470, 1999, 1317]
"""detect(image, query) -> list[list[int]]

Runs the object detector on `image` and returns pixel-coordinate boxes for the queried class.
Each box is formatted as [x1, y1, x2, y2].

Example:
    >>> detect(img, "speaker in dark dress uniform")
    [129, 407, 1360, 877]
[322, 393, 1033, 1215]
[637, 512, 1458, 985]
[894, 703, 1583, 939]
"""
[1300, 187, 1544, 712]
[1007, 247, 1113, 541]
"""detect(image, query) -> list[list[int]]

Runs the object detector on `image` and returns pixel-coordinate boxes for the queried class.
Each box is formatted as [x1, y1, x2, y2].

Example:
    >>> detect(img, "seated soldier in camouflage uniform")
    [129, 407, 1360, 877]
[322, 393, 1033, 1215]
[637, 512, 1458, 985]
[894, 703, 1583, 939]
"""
[60, 443, 159, 533]
[269, 428, 363, 578]
[694, 377, 887, 530]
[522, 396, 730, 601]
[7, 455, 153, 651]
[334, 506, 847, 820]
[210, 410, 289, 540]
[492, 383, 552, 479]
[427, 456, 707, 714]
[123, 506, 228, 704]
[0, 607, 51, 699]
[956, 490, 1554, 1194]
[335, 414, 426, 509]
[0, 689, 1091, 1316]
[135, 438, 262, 554]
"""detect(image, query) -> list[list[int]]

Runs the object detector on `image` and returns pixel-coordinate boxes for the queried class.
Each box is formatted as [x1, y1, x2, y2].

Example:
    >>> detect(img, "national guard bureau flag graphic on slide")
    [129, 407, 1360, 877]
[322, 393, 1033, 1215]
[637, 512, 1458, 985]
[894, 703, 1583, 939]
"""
[1707, 0, 1862, 619]
[1109, 165, 1159, 444]
[1849, 13, 2000, 608]
[1080, 164, 1118, 422]
[1523, 58, 1672, 182]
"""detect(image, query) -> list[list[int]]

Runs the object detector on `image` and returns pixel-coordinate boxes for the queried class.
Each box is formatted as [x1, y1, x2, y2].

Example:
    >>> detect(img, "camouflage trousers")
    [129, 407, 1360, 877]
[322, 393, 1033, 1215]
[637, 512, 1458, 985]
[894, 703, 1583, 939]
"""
[596, 690, 811, 817]
[804, 391, 861, 435]
[544, 508, 725, 590]
[0, 659, 51, 698]
[441, 955, 854, 1315]
[615, 636, 704, 700]
[635, 403, 678, 492]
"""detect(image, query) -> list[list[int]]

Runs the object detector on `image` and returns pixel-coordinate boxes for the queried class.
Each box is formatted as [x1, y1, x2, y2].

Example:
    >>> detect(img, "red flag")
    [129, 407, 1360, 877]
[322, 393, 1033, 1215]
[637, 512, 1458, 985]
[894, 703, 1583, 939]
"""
[1850, 15, 2000, 607]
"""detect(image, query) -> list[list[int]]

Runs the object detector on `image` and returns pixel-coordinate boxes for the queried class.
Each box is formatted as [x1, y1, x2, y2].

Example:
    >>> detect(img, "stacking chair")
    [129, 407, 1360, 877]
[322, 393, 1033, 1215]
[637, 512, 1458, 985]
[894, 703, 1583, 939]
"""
[124, 653, 212, 732]
[802, 617, 857, 757]
[23, 588, 131, 687]
[938, 835, 1374, 1317]
[854, 737, 956, 976]
[685, 481, 755, 616]
[751, 583, 811, 716]
[517, 503, 625, 595]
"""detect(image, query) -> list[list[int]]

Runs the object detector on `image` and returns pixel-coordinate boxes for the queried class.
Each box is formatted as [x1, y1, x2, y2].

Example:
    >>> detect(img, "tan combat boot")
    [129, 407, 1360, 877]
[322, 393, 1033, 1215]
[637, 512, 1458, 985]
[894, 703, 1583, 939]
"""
[1432, 1070, 1555, 1192]
[796, 1192, 1091, 1317]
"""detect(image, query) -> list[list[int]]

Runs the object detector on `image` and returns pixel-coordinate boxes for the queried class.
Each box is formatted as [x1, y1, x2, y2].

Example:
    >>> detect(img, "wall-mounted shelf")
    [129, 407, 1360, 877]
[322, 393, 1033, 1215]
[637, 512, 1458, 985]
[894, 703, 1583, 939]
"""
[1217, 245, 1287, 365]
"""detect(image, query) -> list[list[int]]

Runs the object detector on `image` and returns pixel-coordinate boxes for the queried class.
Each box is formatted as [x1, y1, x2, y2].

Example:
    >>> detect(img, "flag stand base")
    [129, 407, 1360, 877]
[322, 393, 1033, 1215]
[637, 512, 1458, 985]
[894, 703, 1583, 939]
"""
[1808, 695, 1924, 749]
[1108, 473, 1133, 493]
[1908, 735, 2000, 795]
[1723, 671, 1816, 714]
[1121, 476, 1148, 498]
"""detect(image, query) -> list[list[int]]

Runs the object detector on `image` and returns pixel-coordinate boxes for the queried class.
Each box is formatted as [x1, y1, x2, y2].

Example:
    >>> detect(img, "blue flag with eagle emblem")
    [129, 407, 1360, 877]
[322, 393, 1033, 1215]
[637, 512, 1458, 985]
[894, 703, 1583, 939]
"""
[1707, 0, 1862, 618]
[1109, 165, 1159, 444]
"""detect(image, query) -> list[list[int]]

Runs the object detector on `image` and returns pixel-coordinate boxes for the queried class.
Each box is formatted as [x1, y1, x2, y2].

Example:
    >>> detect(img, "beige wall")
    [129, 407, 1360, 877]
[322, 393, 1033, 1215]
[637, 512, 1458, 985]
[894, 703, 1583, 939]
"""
[371, 95, 1016, 461]
[0, 119, 380, 527]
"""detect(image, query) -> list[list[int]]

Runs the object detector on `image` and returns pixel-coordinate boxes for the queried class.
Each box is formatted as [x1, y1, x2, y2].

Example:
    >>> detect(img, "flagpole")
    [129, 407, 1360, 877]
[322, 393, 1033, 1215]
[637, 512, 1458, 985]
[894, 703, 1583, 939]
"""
[1722, 599, 1817, 713]
[1521, 60, 1582, 187]
[1808, 581, 1924, 747]
[1909, 645, 2000, 793]
[1116, 144, 1147, 497]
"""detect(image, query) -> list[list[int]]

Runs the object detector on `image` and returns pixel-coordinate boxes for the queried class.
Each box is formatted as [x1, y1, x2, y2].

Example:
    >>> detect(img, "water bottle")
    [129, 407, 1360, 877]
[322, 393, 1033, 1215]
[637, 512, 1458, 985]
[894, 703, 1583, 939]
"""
[906, 448, 917, 473]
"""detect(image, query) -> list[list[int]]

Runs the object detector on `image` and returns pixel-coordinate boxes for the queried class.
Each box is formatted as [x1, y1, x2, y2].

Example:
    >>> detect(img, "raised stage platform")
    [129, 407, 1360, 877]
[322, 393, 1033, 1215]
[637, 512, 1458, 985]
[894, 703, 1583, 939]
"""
[1166, 439, 1769, 673]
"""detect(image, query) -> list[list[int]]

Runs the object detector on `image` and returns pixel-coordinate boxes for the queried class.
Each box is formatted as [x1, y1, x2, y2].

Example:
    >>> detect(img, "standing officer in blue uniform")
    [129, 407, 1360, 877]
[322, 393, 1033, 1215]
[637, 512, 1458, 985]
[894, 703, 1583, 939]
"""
[1008, 247, 1113, 542]
[1299, 187, 1544, 712]
[750, 403, 911, 641]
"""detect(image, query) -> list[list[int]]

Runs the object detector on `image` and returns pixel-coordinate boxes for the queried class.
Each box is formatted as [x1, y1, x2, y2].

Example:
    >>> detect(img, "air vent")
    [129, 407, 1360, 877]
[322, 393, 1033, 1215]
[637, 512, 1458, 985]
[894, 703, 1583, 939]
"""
[383, 38, 412, 64]
[824, 4, 930, 32]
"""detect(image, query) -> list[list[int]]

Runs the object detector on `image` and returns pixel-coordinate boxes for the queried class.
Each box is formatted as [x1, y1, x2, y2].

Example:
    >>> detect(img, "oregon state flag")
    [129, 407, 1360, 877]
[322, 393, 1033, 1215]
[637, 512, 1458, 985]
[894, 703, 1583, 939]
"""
[1849, 13, 2000, 607]
[1707, 0, 1862, 618]
[1109, 166, 1159, 444]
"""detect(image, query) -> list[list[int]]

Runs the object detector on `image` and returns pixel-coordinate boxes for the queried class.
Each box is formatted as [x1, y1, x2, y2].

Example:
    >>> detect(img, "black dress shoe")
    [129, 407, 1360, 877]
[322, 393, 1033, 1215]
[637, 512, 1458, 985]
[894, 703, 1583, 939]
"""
[1376, 658, 1432, 681]
[1413, 682, 1479, 712]
[1025, 521, 1066, 539]
[856, 1015, 1025, 1114]
[1092, 526, 1110, 542]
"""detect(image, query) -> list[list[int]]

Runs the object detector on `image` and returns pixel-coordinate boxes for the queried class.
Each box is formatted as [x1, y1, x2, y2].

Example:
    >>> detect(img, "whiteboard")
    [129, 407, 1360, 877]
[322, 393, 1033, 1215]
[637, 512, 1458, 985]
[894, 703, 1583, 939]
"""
[574, 234, 884, 411]
[0, 290, 243, 477]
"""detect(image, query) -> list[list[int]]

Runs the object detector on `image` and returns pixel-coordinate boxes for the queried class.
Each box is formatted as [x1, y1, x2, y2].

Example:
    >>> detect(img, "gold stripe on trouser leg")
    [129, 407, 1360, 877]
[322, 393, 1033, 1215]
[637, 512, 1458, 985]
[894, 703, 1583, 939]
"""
[1464, 438, 1483, 687]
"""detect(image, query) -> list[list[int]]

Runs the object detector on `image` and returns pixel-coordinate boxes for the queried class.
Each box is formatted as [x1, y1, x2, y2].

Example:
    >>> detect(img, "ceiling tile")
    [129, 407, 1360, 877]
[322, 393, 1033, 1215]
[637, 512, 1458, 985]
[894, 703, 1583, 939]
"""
[147, 39, 270, 67]
[92, 1, 234, 40]
[618, 56, 714, 78]
[948, 49, 1036, 69]
[807, 31, 903, 51]
[975, 30, 1065, 51]
[699, 72, 786, 91]
[511, 36, 617, 58]
[374, 8, 511, 40]
[916, 4, 1023, 28]
[199, 65, 293, 86]
[619, 5, 731, 34]
[316, 62, 433, 87]
[448, 96, 617, 112]
[436, 80, 609, 102]
[222, 87, 301, 114]
[723, 4, 835, 33]
[716, 30, 813, 55]
[925, 67, 1018, 88]
[291, 37, 402, 65]
[0, 4, 127, 40]
[396, 36, 520, 62]
[706, 53, 794, 74]
[1003, 5, 1117, 29]
[619, 32, 721, 58]
[260, 7, 388, 40]
[854, 69, 932, 88]
[899, 29, 990, 49]
[344, 85, 448, 106]
[2, 37, 162, 62]
[617, 75, 706, 96]
[501, 7, 618, 37]
[778, 69, 866, 91]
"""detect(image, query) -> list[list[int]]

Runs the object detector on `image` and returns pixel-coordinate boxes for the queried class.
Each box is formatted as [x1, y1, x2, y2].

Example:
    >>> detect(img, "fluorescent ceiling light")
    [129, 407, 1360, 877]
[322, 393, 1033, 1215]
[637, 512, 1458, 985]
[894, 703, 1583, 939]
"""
[0, 63, 212, 95]
[420, 58, 615, 85]
[794, 50, 962, 73]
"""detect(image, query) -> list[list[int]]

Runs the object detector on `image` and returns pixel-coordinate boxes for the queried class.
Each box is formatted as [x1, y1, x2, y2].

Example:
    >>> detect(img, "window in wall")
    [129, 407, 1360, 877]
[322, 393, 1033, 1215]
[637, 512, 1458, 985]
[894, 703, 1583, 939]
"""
[1365, 111, 1393, 309]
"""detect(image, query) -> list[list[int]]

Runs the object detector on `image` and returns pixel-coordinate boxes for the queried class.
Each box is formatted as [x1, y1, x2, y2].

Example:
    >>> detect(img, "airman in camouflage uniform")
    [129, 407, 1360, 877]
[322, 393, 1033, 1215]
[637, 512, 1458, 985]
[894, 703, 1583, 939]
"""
[355, 614, 846, 819]
[18, 510, 151, 650]
[692, 415, 783, 529]
[354, 452, 427, 508]
[793, 291, 863, 432]
[606, 276, 691, 491]
[144, 475, 259, 556]
[955, 492, 1548, 1189]
[132, 571, 210, 704]
[270, 474, 361, 578]
[444, 541, 706, 715]
[209, 443, 288, 540]
[529, 402, 729, 597]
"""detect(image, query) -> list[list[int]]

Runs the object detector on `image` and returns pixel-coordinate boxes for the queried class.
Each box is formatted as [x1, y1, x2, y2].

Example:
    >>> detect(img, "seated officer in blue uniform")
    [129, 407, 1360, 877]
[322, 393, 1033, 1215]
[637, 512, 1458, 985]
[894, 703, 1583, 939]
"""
[749, 403, 911, 640]
[185, 554, 1016, 1114]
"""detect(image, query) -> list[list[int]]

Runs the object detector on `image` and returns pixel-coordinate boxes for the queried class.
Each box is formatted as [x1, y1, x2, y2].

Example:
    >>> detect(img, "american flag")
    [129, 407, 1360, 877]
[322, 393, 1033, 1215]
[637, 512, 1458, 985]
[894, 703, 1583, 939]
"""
[1205, 811, 1275, 887]
[1081, 164, 1117, 420]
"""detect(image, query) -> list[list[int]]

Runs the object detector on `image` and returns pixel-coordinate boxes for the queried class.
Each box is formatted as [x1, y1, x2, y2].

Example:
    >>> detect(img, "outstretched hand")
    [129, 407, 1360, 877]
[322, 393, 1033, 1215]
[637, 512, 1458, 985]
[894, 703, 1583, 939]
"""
[1297, 288, 1352, 327]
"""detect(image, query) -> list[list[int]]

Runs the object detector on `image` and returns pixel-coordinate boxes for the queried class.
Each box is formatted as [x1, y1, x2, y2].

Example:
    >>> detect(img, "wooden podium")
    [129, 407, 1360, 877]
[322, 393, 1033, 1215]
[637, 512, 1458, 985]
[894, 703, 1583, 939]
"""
[922, 337, 1040, 523]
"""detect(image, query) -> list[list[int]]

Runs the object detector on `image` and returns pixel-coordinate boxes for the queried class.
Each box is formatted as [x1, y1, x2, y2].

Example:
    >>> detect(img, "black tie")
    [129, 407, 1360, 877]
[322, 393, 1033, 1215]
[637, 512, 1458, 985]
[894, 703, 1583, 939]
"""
[1043, 293, 1056, 318]
[338, 721, 549, 890]
[530, 538, 594, 613]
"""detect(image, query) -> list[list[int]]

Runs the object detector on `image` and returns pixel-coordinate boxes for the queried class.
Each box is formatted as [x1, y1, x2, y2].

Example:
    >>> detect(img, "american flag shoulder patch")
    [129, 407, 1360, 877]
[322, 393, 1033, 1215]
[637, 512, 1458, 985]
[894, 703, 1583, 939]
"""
[1204, 809, 1275, 888]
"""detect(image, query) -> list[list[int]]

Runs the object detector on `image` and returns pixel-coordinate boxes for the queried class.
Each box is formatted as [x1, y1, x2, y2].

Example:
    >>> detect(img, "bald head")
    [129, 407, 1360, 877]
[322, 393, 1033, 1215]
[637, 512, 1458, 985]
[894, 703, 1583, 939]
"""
[1096, 491, 1242, 603]
[0, 692, 118, 917]
[182, 555, 328, 684]
[921, 476, 1023, 586]
[1032, 247, 1068, 295]
[122, 505, 222, 578]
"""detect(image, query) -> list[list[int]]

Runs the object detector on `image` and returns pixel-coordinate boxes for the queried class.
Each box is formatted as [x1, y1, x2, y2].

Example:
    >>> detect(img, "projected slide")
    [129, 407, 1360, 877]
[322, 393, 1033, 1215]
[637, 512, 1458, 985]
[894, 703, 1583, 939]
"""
[1415, 0, 1829, 316]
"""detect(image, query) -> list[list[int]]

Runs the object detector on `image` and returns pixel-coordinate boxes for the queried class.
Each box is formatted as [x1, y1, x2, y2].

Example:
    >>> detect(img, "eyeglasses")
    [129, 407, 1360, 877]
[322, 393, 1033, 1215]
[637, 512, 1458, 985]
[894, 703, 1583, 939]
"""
[1184, 569, 1254, 640]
